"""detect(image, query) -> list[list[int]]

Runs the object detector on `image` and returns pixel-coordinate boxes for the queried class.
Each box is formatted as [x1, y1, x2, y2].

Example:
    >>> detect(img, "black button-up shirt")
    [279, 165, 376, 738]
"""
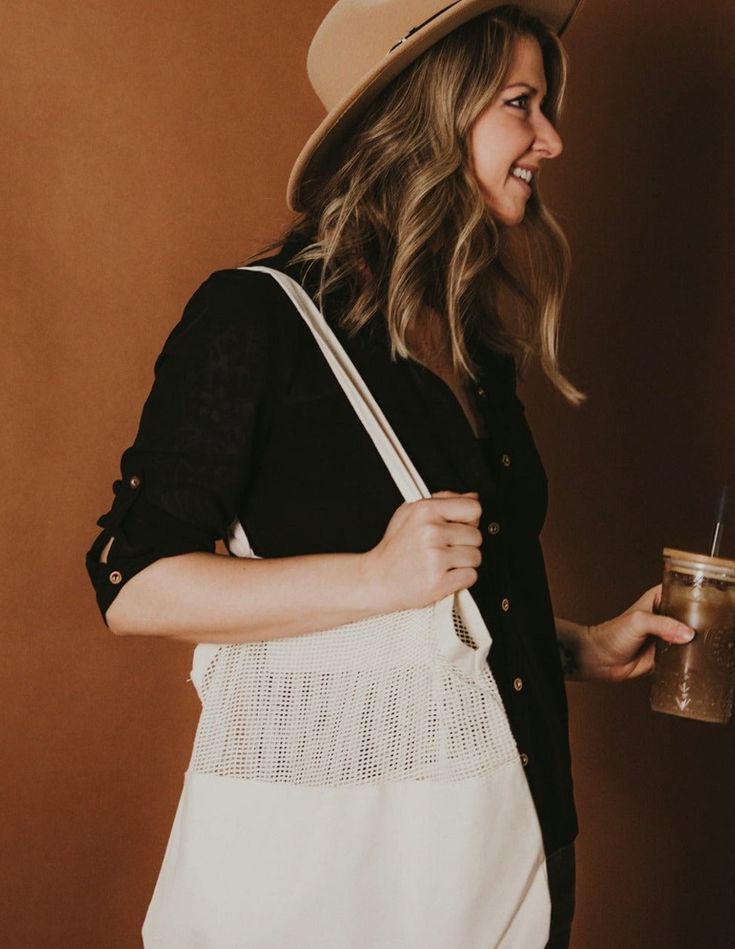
[85, 239, 578, 856]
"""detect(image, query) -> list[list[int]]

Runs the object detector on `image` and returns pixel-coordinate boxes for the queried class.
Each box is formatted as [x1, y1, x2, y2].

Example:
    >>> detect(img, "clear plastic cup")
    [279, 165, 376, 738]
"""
[650, 549, 735, 724]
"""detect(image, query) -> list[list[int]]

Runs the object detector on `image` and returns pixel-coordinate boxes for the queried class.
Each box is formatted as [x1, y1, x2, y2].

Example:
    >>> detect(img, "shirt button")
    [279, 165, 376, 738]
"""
[520, 753, 529, 767]
[109, 570, 123, 585]
[501, 597, 510, 612]
[488, 521, 501, 536]
[513, 677, 524, 692]
[501, 453, 511, 468]
[129, 475, 141, 489]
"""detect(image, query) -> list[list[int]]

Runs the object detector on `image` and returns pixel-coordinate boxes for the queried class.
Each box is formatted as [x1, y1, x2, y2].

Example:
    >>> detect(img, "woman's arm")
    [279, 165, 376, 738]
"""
[555, 587, 695, 683]
[103, 492, 483, 643]
[104, 547, 378, 642]
[88, 273, 481, 642]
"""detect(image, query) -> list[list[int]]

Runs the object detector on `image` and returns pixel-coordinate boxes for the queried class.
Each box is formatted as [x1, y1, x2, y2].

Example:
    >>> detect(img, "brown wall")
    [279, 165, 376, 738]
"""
[3, 1, 733, 946]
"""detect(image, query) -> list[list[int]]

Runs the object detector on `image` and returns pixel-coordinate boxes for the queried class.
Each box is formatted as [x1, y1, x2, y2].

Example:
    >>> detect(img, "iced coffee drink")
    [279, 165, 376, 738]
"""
[650, 549, 735, 724]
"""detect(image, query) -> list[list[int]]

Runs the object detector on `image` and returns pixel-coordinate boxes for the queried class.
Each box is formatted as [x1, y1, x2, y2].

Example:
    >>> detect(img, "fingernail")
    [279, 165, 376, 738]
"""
[675, 627, 695, 642]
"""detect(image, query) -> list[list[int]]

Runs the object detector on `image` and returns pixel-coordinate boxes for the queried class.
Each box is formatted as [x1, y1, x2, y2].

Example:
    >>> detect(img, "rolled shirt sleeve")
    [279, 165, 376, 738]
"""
[85, 268, 288, 625]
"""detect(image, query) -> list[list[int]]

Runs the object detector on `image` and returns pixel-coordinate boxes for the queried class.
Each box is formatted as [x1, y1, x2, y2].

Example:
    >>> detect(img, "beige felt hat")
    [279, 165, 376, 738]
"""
[287, 0, 584, 211]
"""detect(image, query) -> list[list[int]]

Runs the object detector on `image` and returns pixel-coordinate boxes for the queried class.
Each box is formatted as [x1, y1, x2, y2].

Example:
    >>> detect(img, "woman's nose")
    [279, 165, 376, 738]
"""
[534, 114, 563, 160]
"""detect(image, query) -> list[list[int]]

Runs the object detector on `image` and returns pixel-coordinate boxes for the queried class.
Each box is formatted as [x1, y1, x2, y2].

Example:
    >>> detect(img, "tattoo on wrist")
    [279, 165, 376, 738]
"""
[557, 638, 579, 677]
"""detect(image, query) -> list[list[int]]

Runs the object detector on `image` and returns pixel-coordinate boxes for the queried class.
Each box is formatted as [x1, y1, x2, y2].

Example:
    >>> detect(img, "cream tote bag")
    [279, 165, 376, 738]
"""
[142, 266, 551, 949]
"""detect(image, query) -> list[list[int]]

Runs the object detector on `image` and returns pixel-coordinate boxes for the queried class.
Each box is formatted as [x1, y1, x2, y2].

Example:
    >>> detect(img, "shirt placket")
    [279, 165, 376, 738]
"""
[473, 382, 531, 771]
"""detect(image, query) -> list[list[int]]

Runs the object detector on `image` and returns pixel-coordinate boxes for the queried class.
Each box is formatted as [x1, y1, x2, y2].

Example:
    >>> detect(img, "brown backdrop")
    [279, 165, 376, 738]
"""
[3, 1, 734, 946]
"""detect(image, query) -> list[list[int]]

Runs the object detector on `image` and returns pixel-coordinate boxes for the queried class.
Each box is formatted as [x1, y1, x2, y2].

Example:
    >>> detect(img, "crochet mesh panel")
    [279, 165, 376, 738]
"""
[189, 602, 518, 786]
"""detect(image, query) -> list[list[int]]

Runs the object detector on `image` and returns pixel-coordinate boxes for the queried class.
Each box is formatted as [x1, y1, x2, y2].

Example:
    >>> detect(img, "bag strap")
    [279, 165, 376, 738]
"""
[239, 264, 493, 662]
[242, 265, 429, 504]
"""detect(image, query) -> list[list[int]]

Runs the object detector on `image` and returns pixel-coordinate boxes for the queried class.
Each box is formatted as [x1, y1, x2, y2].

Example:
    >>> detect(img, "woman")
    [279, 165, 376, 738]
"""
[86, 2, 695, 946]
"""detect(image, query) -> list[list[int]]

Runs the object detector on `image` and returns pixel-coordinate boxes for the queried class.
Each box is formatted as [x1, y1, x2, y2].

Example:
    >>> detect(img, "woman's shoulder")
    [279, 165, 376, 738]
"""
[186, 254, 302, 322]
[159, 254, 311, 367]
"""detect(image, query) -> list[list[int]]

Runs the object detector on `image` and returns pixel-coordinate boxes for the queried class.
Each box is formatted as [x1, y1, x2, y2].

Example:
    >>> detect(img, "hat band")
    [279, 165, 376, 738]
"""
[387, 0, 462, 53]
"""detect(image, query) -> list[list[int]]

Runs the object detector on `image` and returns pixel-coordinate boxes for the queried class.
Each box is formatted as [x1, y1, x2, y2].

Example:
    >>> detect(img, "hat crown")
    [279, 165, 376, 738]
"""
[307, 1, 461, 111]
[307, 0, 572, 112]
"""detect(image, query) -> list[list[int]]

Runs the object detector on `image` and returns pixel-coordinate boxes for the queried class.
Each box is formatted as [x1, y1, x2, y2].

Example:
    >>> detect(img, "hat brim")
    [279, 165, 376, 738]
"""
[287, 0, 583, 212]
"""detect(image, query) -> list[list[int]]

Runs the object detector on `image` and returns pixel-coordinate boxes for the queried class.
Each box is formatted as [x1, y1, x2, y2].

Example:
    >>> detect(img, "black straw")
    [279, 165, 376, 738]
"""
[709, 485, 730, 558]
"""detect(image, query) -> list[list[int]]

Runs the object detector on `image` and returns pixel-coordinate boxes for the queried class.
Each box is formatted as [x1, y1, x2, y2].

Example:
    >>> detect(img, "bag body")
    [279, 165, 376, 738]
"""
[142, 266, 551, 948]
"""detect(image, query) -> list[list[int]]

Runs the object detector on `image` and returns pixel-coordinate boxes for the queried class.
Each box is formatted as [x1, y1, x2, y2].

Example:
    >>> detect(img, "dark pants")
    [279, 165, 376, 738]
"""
[544, 842, 576, 949]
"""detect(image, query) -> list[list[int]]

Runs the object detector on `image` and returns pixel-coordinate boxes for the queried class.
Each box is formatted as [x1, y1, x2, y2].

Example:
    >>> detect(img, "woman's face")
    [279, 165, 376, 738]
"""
[468, 35, 563, 226]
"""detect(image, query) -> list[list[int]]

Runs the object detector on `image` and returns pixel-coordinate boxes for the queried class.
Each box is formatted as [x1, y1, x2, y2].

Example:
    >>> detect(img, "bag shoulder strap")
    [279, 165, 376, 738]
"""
[239, 265, 493, 659]
[241, 265, 428, 504]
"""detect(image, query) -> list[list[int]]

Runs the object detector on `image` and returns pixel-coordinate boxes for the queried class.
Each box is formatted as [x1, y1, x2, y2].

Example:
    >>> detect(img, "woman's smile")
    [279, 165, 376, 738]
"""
[509, 164, 536, 194]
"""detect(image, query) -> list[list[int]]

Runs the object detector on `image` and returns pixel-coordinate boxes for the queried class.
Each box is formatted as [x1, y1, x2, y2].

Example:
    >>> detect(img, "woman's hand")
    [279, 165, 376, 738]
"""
[362, 490, 483, 612]
[560, 585, 696, 683]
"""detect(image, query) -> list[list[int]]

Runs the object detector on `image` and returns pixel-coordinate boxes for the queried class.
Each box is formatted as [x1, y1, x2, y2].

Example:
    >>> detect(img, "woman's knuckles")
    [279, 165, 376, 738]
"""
[455, 567, 478, 590]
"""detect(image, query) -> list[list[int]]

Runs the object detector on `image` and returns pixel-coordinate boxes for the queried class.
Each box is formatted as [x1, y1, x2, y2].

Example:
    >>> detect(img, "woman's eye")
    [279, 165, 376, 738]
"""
[506, 94, 530, 110]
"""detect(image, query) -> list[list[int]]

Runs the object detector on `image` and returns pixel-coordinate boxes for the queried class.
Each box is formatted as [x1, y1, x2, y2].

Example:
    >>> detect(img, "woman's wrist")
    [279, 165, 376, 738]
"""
[555, 617, 590, 681]
[353, 549, 395, 615]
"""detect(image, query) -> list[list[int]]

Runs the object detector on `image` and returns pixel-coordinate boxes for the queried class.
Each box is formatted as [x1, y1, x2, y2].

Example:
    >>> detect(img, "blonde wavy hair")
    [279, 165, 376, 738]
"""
[250, 4, 584, 404]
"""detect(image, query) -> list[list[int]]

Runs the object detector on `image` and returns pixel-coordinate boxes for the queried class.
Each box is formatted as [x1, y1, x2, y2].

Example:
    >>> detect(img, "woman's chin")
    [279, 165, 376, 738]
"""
[486, 205, 526, 227]
[481, 191, 528, 227]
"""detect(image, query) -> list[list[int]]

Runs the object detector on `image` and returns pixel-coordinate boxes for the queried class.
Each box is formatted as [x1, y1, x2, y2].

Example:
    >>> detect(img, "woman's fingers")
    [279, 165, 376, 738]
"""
[369, 491, 485, 610]
[622, 585, 693, 642]
[428, 492, 482, 526]
[627, 609, 694, 644]
[442, 522, 483, 548]
[443, 567, 479, 597]
[431, 491, 479, 497]
[446, 544, 483, 570]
